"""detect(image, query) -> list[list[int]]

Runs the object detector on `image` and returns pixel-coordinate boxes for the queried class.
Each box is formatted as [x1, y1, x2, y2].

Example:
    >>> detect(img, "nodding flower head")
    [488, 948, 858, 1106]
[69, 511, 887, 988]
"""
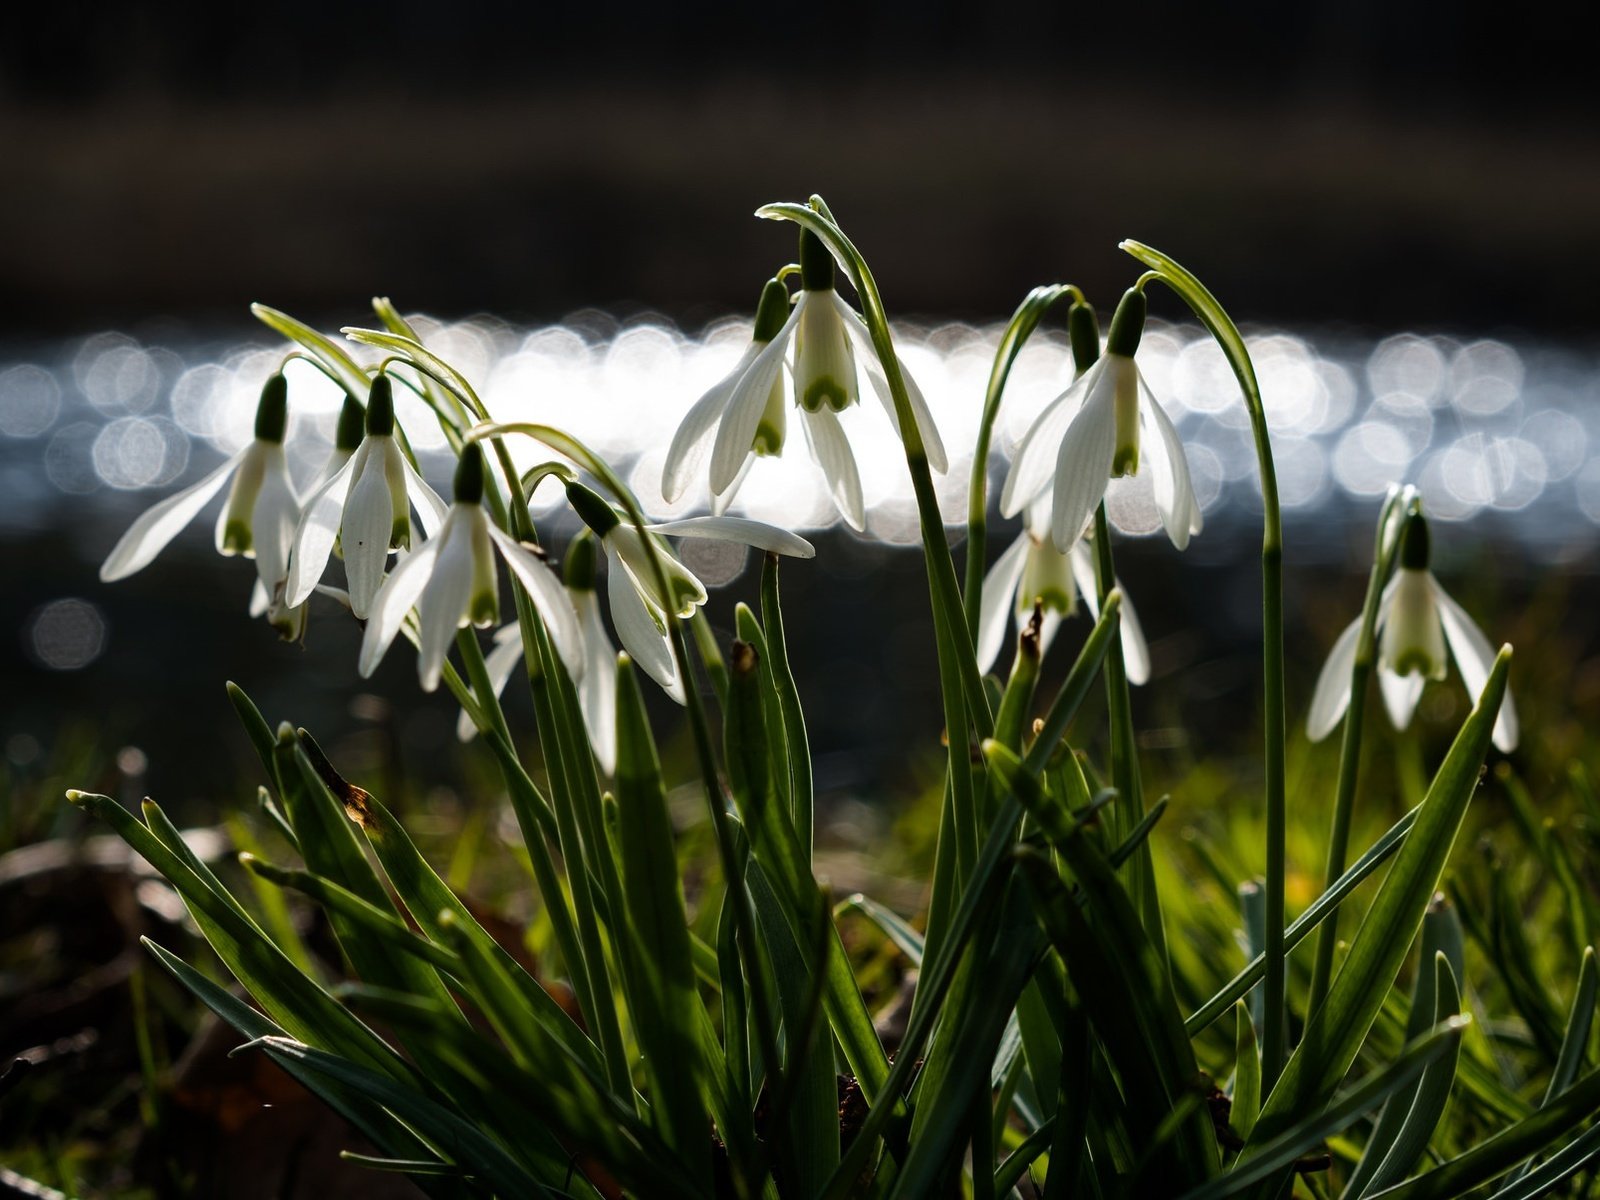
[100, 373, 304, 630]
[285, 373, 448, 619]
[1000, 289, 1201, 554]
[1308, 507, 1517, 753]
[359, 444, 581, 693]
[662, 229, 948, 531]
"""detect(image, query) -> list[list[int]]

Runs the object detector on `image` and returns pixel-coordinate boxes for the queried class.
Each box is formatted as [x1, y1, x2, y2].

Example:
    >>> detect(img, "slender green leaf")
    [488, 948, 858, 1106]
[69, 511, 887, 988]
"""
[1178, 1017, 1470, 1200]
[1242, 647, 1510, 1161]
[252, 304, 372, 399]
[614, 656, 711, 1184]
[1233, 1001, 1261, 1142]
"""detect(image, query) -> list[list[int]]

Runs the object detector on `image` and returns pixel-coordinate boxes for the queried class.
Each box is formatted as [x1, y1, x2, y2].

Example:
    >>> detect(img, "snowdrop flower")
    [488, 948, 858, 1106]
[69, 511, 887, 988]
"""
[101, 374, 303, 630]
[359, 445, 580, 693]
[456, 531, 627, 774]
[1308, 511, 1517, 752]
[565, 480, 814, 698]
[663, 232, 947, 529]
[1001, 288, 1201, 553]
[286, 374, 447, 619]
[977, 495, 1151, 683]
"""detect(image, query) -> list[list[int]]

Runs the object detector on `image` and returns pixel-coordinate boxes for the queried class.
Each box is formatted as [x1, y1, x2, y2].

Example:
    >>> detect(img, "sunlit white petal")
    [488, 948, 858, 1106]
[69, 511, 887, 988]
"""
[456, 627, 524, 743]
[800, 407, 865, 530]
[359, 533, 443, 678]
[664, 344, 758, 503]
[415, 517, 477, 692]
[486, 524, 584, 680]
[710, 317, 795, 494]
[343, 448, 398, 619]
[1433, 576, 1517, 752]
[976, 531, 1030, 673]
[1138, 378, 1202, 549]
[286, 450, 360, 608]
[646, 517, 815, 559]
[576, 591, 620, 772]
[999, 364, 1098, 518]
[1378, 666, 1426, 732]
[607, 563, 679, 697]
[403, 457, 449, 538]
[1307, 616, 1363, 741]
[1049, 373, 1119, 552]
[841, 295, 949, 473]
[99, 448, 248, 582]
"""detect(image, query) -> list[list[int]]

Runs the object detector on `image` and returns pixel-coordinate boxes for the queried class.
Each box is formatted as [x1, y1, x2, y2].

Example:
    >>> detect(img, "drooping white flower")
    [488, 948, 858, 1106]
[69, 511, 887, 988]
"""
[976, 495, 1151, 683]
[663, 232, 947, 530]
[566, 481, 813, 699]
[100, 373, 304, 631]
[286, 374, 447, 619]
[360, 445, 581, 693]
[1000, 287, 1201, 553]
[1307, 511, 1517, 752]
[456, 531, 627, 775]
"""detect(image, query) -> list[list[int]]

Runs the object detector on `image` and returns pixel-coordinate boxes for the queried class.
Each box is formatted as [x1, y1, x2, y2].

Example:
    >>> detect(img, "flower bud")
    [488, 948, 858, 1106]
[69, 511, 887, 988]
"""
[365, 374, 395, 437]
[564, 529, 598, 591]
[453, 442, 486, 505]
[798, 229, 834, 292]
[1068, 301, 1101, 375]
[752, 278, 792, 343]
[1397, 511, 1430, 571]
[565, 480, 620, 537]
[254, 374, 289, 443]
[1105, 287, 1147, 359]
[335, 392, 366, 452]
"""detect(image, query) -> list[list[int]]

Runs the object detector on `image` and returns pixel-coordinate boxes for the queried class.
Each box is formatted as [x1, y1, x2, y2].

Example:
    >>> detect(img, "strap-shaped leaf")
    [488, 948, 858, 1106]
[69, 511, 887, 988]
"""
[1178, 1017, 1470, 1200]
[614, 655, 711, 1185]
[1241, 648, 1510, 1160]
[252, 304, 372, 400]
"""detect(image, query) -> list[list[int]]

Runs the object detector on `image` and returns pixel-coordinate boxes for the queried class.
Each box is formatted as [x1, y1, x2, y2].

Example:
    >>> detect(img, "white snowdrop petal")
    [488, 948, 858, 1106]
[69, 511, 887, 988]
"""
[842, 294, 949, 473]
[1116, 584, 1152, 686]
[404, 457, 449, 538]
[999, 366, 1097, 517]
[710, 317, 795, 494]
[1049, 376, 1118, 553]
[342, 453, 398, 620]
[1307, 616, 1363, 741]
[251, 449, 301, 600]
[286, 450, 359, 608]
[976, 531, 1030, 673]
[608, 564, 678, 696]
[663, 346, 755, 503]
[99, 448, 248, 582]
[487, 524, 584, 680]
[646, 517, 814, 559]
[800, 407, 865, 531]
[359, 533, 443, 678]
[576, 591, 619, 773]
[1139, 378, 1201, 548]
[1378, 666, 1426, 732]
[415, 523, 477, 692]
[1432, 576, 1517, 752]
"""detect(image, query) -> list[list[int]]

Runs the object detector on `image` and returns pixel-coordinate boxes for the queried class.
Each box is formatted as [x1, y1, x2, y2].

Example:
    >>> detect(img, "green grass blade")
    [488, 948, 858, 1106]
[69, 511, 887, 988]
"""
[1482, 1122, 1600, 1200]
[68, 791, 407, 1079]
[139, 939, 459, 1194]
[761, 552, 814, 857]
[1241, 646, 1510, 1162]
[835, 894, 925, 966]
[1232, 1000, 1262, 1142]
[1357, 955, 1464, 1196]
[1186, 804, 1421, 1035]
[1343, 901, 1463, 1197]
[1366, 1065, 1600, 1199]
[614, 656, 712, 1185]
[1178, 1017, 1470, 1200]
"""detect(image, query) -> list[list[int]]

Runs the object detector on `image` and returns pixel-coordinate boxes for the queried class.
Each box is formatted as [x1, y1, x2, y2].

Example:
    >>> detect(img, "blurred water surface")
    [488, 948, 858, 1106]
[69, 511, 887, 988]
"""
[3, 311, 1597, 807]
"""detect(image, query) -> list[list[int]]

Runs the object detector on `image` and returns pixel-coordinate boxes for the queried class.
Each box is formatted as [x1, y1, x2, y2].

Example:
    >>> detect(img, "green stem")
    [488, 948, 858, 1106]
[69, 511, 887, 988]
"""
[1092, 504, 1165, 961]
[962, 284, 1081, 640]
[1307, 493, 1405, 1019]
[1120, 240, 1287, 1088]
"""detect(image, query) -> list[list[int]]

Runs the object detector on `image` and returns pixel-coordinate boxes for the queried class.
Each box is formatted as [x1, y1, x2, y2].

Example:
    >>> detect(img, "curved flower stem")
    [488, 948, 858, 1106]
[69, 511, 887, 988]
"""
[1306, 490, 1408, 1018]
[756, 198, 994, 740]
[1092, 503, 1165, 961]
[1120, 240, 1287, 1086]
[962, 283, 1082, 640]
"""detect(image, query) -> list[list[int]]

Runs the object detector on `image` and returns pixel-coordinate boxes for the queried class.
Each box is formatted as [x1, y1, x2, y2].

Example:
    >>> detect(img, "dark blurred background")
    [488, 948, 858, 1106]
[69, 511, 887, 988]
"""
[5, 2, 1600, 337]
